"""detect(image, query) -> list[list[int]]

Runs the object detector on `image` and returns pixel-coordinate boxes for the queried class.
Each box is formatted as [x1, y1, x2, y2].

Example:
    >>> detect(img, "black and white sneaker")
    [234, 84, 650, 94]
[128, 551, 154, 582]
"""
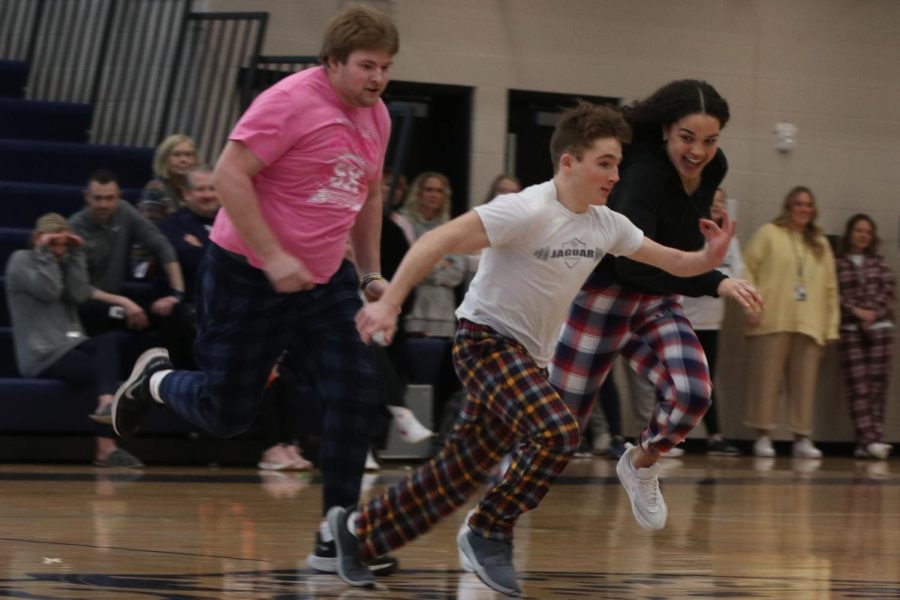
[306, 532, 399, 576]
[112, 347, 172, 437]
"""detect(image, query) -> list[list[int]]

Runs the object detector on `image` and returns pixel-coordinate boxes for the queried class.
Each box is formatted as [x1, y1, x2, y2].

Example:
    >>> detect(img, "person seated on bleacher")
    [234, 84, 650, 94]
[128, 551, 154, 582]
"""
[4, 213, 143, 467]
[137, 133, 199, 222]
[157, 164, 219, 303]
[68, 168, 193, 367]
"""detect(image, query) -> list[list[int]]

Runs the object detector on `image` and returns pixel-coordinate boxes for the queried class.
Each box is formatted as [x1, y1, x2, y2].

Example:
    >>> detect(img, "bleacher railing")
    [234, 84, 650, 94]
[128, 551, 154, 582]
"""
[0, 0, 267, 162]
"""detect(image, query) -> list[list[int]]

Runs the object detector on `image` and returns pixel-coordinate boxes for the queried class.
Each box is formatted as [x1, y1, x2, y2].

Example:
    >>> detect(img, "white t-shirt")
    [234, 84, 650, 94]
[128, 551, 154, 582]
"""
[456, 180, 644, 367]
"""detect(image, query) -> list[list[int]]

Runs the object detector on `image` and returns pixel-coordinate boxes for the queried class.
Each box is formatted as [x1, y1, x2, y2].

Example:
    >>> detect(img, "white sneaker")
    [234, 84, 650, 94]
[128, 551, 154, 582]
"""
[753, 436, 776, 457]
[616, 445, 667, 530]
[792, 438, 822, 459]
[865, 442, 892, 460]
[364, 450, 380, 471]
[387, 405, 435, 444]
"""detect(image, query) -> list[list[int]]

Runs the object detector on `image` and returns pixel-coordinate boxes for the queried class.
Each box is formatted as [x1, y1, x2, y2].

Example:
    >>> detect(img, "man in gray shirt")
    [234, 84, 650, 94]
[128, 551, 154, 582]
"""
[69, 169, 191, 365]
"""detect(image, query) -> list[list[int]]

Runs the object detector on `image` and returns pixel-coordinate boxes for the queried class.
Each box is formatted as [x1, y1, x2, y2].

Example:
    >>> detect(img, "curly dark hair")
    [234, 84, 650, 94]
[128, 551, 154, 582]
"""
[623, 80, 730, 142]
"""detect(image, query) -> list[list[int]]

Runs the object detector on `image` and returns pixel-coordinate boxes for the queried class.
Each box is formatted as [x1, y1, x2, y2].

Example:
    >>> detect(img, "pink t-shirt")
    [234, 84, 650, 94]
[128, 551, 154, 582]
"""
[210, 66, 391, 283]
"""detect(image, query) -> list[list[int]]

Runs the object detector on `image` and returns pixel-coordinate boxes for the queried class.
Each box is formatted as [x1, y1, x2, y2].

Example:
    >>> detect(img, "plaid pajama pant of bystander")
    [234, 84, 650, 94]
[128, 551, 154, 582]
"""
[160, 244, 379, 510]
[355, 319, 580, 562]
[839, 327, 893, 446]
[550, 275, 711, 453]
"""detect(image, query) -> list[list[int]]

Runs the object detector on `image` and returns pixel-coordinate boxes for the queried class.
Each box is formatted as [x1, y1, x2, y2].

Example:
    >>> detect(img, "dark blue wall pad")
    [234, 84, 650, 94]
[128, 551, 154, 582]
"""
[0, 98, 93, 143]
[0, 139, 153, 188]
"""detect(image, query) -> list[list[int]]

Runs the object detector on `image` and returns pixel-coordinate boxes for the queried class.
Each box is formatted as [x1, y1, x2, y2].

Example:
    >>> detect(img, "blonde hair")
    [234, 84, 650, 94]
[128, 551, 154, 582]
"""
[772, 185, 826, 258]
[153, 133, 197, 179]
[401, 172, 452, 223]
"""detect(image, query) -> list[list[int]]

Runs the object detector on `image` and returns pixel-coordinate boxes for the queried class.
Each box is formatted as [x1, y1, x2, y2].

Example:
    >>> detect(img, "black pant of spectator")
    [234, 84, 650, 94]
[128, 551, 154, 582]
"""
[78, 298, 196, 369]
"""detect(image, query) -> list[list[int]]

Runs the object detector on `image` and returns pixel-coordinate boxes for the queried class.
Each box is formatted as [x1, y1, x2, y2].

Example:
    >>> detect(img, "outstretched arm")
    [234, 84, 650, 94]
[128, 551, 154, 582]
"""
[355, 210, 490, 344]
[627, 212, 764, 313]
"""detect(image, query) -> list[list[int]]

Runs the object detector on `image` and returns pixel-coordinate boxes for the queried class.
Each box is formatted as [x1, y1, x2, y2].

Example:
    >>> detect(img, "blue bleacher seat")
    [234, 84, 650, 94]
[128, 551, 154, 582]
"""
[0, 139, 153, 188]
[0, 229, 30, 273]
[0, 60, 28, 99]
[0, 181, 142, 229]
[0, 98, 93, 143]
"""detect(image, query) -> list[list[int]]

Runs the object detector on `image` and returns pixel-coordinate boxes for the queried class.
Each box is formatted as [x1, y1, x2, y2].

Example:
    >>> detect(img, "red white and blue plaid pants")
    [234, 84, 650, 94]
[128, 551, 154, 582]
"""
[550, 276, 711, 453]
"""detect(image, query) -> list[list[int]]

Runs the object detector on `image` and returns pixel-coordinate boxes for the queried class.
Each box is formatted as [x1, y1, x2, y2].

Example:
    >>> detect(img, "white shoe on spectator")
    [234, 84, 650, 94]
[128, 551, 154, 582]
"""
[792, 438, 822, 459]
[753, 436, 776, 458]
[865, 442, 892, 460]
[258, 444, 293, 470]
[663, 446, 685, 458]
[387, 405, 434, 444]
[284, 444, 313, 470]
[365, 449, 381, 471]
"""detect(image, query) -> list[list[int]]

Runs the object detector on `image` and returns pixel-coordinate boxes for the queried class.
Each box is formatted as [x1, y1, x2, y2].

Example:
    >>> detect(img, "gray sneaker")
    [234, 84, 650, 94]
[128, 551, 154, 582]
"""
[326, 506, 374, 588]
[616, 445, 667, 530]
[457, 509, 476, 572]
[456, 527, 520, 596]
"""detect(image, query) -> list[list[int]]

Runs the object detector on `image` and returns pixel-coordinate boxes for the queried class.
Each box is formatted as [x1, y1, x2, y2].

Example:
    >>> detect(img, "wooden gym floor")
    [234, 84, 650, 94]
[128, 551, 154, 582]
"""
[1, 454, 898, 599]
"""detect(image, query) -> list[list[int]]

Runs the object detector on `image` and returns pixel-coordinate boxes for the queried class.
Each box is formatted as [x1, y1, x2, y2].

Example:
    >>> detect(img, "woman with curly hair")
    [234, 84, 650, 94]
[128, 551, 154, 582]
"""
[550, 80, 762, 531]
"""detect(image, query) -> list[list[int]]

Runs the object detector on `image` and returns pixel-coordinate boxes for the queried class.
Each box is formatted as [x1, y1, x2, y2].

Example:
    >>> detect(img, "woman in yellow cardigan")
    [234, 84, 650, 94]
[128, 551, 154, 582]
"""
[743, 186, 839, 458]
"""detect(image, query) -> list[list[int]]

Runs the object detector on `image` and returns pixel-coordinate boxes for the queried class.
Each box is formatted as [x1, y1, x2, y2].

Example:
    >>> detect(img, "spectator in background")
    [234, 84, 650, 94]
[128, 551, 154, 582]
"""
[4, 213, 143, 467]
[257, 351, 314, 471]
[835, 214, 894, 460]
[681, 187, 742, 456]
[399, 171, 466, 429]
[400, 171, 466, 337]
[743, 186, 839, 459]
[69, 169, 192, 367]
[157, 164, 219, 303]
[138, 134, 199, 222]
[481, 173, 521, 204]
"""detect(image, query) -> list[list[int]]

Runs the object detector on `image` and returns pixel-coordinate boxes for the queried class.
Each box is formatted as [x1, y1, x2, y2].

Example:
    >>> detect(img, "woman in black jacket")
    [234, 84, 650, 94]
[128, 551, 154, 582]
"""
[550, 80, 761, 530]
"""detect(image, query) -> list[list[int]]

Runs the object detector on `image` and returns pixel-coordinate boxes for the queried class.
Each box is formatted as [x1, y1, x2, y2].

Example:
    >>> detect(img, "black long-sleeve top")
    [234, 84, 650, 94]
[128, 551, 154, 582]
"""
[593, 141, 728, 297]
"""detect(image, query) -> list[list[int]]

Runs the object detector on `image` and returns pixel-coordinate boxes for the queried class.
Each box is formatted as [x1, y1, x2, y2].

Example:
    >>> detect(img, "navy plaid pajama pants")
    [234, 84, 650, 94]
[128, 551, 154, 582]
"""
[839, 327, 893, 445]
[160, 244, 379, 510]
[356, 319, 580, 561]
[550, 274, 711, 453]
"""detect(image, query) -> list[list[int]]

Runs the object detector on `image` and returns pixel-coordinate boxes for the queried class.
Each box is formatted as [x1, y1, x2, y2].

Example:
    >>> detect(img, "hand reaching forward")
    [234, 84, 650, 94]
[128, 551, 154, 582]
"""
[355, 300, 400, 345]
[263, 250, 316, 293]
[697, 210, 737, 269]
[718, 278, 765, 315]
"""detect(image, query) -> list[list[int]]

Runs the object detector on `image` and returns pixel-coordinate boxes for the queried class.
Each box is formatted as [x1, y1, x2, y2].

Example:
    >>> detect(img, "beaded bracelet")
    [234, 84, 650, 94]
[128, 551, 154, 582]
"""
[359, 272, 385, 290]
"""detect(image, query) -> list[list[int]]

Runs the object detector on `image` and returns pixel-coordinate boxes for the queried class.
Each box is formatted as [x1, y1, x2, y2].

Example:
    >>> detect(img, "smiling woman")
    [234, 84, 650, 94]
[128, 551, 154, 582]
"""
[550, 80, 763, 530]
[742, 186, 839, 459]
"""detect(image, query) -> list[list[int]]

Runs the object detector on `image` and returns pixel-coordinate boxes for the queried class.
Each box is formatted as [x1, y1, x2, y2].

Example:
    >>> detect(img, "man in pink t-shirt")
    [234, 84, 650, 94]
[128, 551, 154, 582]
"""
[110, 5, 400, 583]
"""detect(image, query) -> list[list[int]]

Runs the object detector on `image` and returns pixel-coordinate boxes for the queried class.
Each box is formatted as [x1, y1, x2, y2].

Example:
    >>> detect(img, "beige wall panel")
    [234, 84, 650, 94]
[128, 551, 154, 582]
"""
[203, 0, 900, 444]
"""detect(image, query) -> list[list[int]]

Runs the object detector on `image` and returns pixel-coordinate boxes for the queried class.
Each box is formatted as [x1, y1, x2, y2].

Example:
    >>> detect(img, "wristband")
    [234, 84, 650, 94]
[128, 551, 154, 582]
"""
[170, 290, 185, 302]
[359, 272, 384, 291]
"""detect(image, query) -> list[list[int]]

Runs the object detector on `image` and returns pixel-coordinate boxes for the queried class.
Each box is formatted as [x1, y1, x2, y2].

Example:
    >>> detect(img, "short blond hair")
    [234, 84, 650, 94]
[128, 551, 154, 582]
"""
[319, 4, 399, 65]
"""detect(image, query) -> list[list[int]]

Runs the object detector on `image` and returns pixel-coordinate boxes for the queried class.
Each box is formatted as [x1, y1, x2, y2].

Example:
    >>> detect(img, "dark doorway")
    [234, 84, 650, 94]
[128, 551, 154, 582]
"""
[383, 81, 473, 216]
[507, 89, 619, 188]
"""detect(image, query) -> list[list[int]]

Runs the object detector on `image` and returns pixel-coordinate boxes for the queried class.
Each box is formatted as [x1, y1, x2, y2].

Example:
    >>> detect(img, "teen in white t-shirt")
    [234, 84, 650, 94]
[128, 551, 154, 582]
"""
[336, 102, 752, 596]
